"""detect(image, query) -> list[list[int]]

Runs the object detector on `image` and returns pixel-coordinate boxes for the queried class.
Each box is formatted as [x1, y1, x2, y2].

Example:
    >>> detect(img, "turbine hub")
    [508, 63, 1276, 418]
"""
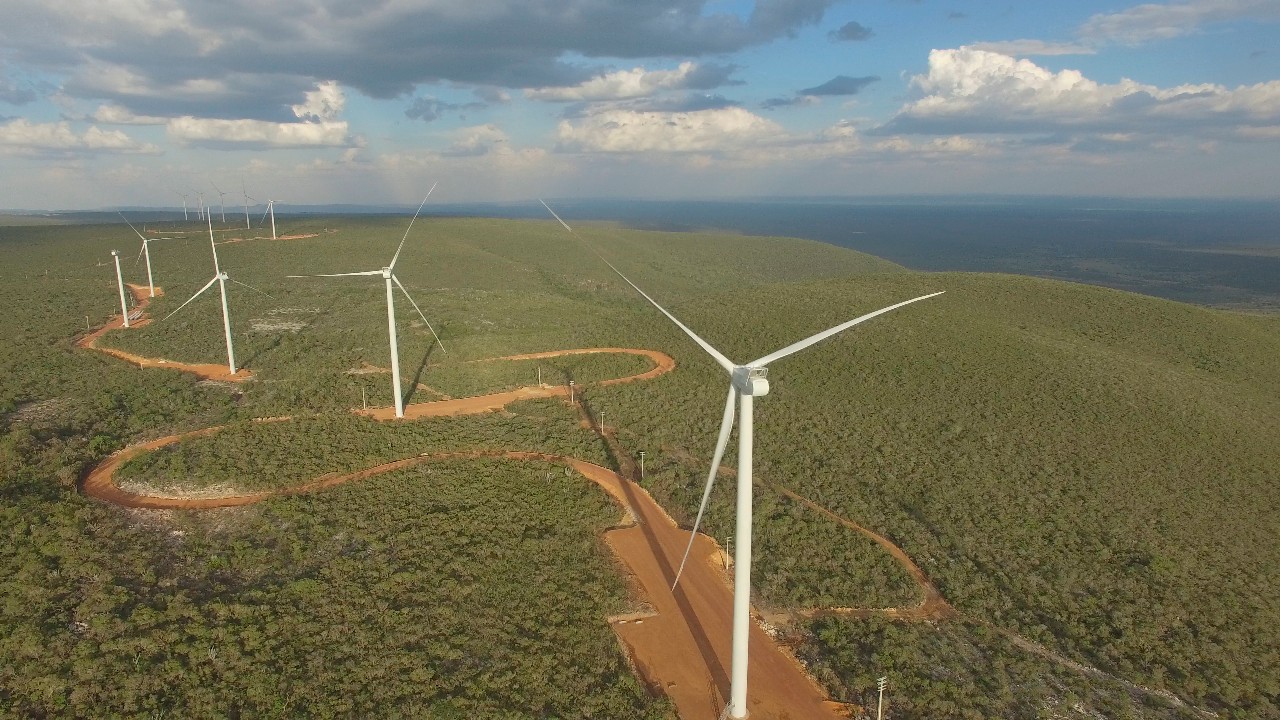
[731, 366, 770, 396]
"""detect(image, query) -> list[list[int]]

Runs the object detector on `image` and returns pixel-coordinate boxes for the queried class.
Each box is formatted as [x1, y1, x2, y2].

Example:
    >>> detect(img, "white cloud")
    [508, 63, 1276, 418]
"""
[0, 119, 160, 154]
[886, 47, 1280, 135]
[166, 117, 356, 148]
[443, 124, 509, 156]
[528, 62, 722, 102]
[969, 40, 1096, 56]
[291, 81, 344, 121]
[556, 106, 784, 153]
[1078, 0, 1280, 44]
[91, 104, 166, 125]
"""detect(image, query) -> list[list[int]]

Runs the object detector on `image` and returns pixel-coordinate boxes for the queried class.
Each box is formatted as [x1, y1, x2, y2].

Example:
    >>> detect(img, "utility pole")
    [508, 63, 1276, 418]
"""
[639, 451, 646, 480]
[877, 676, 888, 720]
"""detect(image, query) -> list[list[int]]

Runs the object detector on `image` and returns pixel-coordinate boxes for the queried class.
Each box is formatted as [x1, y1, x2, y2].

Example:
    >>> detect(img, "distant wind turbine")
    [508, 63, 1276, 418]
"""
[119, 211, 176, 298]
[287, 186, 443, 418]
[541, 200, 944, 720]
[241, 181, 253, 230]
[164, 212, 271, 375]
[174, 191, 189, 221]
[258, 199, 278, 240]
[211, 182, 228, 223]
[192, 189, 205, 221]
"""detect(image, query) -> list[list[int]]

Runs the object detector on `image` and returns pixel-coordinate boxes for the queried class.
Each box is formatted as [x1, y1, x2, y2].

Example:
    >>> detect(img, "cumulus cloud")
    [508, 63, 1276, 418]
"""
[528, 62, 738, 102]
[291, 81, 344, 122]
[166, 117, 357, 148]
[1078, 0, 1280, 44]
[0, 119, 161, 154]
[442, 124, 509, 157]
[881, 47, 1280, 136]
[0, 0, 837, 121]
[556, 107, 785, 153]
[829, 21, 873, 42]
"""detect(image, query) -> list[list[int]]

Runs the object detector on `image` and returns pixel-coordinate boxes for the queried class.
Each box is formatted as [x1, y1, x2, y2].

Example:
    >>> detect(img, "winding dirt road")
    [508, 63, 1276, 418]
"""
[78, 309, 942, 719]
[76, 283, 252, 382]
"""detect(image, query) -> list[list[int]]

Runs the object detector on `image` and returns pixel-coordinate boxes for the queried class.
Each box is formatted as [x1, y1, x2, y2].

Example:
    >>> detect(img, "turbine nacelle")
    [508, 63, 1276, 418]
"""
[731, 366, 770, 396]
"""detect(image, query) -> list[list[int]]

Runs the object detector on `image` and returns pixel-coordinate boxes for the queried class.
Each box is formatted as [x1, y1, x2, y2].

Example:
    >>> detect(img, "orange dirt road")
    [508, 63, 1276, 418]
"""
[77, 283, 253, 382]
[356, 348, 675, 420]
[83, 435, 844, 720]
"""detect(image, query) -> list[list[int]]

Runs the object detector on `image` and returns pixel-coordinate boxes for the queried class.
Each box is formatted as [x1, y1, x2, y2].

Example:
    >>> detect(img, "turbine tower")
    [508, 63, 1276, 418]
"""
[192, 189, 206, 221]
[119, 211, 172, 298]
[542, 201, 943, 720]
[111, 250, 130, 328]
[287, 186, 443, 418]
[211, 182, 228, 223]
[175, 191, 189, 221]
[259, 199, 278, 240]
[241, 181, 253, 230]
[164, 212, 269, 375]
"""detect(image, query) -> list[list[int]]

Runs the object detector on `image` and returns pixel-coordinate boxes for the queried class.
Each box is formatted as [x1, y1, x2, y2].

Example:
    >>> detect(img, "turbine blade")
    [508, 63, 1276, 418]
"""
[258, 207, 270, 225]
[537, 199, 734, 372]
[750, 291, 945, 367]
[286, 270, 382, 278]
[117, 212, 148, 242]
[134, 240, 146, 267]
[539, 199, 573, 233]
[392, 274, 446, 353]
[388, 183, 437, 271]
[228, 277, 274, 299]
[672, 385, 737, 591]
[163, 275, 219, 321]
[600, 255, 734, 372]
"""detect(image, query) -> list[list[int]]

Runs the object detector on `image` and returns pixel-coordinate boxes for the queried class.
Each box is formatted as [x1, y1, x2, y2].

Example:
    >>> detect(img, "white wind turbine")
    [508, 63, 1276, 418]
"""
[175, 191, 189, 221]
[541, 201, 943, 720]
[110, 249, 131, 328]
[211, 182, 228, 223]
[119, 212, 175, 298]
[287, 186, 444, 418]
[164, 211, 271, 375]
[192, 189, 205, 221]
[258, 199, 278, 240]
[241, 181, 254, 230]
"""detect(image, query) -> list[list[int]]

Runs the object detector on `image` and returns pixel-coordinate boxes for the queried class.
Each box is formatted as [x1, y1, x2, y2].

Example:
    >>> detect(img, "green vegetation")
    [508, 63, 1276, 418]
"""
[3, 216, 1278, 718]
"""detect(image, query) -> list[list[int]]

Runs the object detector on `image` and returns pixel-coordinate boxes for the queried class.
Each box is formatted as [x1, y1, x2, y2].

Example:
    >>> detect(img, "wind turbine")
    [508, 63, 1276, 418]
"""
[164, 211, 270, 375]
[192, 189, 205, 221]
[175, 191, 189, 221]
[211, 182, 228, 223]
[119, 212, 175, 298]
[287, 186, 443, 418]
[541, 201, 943, 720]
[258, 199, 278, 240]
[111, 250, 130, 328]
[241, 181, 253, 230]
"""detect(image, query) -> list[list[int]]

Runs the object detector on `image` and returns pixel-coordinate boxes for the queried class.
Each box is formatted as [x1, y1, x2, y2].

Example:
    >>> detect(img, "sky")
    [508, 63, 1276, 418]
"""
[0, 0, 1278, 209]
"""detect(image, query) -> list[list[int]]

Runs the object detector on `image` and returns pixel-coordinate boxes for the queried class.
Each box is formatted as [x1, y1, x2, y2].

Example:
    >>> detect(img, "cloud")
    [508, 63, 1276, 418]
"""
[404, 96, 486, 123]
[829, 21, 873, 42]
[970, 40, 1097, 56]
[800, 75, 880, 96]
[90, 104, 167, 125]
[0, 119, 161, 154]
[881, 47, 1280, 137]
[761, 95, 820, 109]
[0, 66, 36, 105]
[442, 124, 509, 157]
[1078, 0, 1280, 44]
[0, 0, 838, 121]
[291, 81, 344, 122]
[556, 106, 785, 153]
[527, 62, 738, 102]
[166, 117, 357, 148]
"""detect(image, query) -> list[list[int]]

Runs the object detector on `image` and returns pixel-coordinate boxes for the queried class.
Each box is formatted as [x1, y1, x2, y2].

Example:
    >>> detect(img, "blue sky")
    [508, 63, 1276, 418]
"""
[1, 0, 1277, 209]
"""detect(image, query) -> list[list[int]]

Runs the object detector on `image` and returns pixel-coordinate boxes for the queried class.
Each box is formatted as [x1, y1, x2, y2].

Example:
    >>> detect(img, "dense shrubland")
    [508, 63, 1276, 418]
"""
[3, 217, 1278, 718]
